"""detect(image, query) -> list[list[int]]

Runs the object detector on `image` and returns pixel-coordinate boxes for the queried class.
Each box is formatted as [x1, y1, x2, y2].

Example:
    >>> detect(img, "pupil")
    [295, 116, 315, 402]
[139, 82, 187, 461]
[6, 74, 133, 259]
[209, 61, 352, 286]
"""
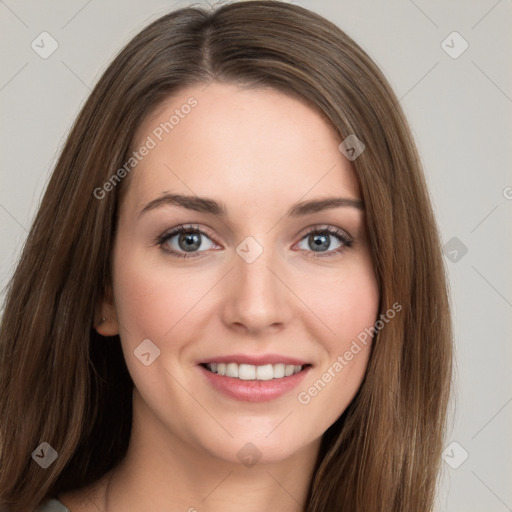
[179, 232, 201, 252]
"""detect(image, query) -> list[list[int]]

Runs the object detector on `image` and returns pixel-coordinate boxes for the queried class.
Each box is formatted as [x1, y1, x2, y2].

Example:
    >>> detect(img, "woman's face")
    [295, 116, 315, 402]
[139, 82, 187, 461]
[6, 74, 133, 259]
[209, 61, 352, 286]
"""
[107, 82, 379, 464]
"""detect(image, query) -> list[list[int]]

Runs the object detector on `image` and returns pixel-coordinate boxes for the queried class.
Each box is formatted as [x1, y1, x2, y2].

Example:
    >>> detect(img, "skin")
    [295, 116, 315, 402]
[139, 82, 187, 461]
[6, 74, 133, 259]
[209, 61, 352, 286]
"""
[59, 83, 379, 512]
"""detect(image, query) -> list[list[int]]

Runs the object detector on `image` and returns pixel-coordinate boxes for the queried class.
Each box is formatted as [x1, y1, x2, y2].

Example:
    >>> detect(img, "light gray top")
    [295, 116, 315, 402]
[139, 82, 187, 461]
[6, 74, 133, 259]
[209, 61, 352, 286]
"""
[35, 498, 71, 512]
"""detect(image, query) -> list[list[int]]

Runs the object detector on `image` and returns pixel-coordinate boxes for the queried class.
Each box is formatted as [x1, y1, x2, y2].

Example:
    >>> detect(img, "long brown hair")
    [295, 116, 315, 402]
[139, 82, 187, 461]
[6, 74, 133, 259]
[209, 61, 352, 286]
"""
[0, 2, 452, 510]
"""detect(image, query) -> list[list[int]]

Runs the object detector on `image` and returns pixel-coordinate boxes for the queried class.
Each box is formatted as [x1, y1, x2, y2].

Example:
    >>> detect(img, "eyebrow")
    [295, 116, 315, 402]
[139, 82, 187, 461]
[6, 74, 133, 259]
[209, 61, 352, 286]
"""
[138, 193, 364, 218]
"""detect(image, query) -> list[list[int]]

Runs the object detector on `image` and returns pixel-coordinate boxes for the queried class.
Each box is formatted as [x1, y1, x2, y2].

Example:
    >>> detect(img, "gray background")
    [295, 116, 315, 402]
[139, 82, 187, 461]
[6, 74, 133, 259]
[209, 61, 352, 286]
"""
[1, 0, 511, 510]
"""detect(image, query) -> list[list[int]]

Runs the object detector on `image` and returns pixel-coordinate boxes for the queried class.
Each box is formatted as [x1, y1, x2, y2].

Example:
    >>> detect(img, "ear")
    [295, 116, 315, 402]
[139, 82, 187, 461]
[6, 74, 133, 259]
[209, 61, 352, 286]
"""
[94, 284, 120, 337]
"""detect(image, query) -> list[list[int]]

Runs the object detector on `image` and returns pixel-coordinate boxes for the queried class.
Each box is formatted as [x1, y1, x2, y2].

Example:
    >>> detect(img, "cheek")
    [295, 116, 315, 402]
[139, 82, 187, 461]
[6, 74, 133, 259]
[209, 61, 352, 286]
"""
[113, 266, 171, 340]
[334, 271, 379, 342]
[113, 265, 210, 343]
[110, 249, 213, 405]
[302, 254, 379, 346]
[323, 258, 379, 384]
[295, 255, 379, 426]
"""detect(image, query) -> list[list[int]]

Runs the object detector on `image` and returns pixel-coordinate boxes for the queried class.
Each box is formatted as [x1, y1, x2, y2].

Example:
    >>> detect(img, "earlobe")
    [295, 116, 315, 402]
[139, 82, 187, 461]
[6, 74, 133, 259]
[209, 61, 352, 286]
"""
[95, 287, 120, 336]
[95, 311, 120, 337]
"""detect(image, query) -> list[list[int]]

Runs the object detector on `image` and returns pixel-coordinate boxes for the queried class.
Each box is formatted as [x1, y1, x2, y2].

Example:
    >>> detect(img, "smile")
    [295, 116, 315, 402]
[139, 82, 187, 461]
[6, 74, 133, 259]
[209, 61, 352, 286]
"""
[203, 362, 305, 380]
[199, 357, 312, 402]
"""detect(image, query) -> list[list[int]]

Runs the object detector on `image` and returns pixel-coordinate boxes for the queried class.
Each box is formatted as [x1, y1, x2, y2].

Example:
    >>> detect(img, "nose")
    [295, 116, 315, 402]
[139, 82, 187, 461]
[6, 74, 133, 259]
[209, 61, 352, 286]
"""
[220, 242, 292, 336]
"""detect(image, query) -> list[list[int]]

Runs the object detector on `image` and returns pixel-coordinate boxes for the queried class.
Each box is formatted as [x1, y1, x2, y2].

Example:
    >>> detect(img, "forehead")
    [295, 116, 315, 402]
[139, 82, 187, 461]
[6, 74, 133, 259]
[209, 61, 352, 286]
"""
[124, 82, 360, 213]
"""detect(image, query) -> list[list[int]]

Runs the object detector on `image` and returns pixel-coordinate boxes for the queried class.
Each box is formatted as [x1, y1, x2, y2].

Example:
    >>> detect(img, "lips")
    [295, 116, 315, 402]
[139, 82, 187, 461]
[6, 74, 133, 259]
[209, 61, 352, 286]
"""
[198, 354, 312, 402]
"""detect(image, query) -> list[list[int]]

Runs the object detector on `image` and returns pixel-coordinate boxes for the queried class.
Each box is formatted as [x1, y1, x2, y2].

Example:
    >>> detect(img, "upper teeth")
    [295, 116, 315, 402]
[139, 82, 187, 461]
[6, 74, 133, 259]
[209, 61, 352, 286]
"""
[207, 363, 303, 380]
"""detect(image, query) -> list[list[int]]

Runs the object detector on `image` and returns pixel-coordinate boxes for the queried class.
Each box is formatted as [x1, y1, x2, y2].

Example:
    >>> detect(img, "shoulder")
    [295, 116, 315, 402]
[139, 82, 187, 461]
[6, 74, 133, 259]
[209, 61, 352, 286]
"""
[35, 499, 71, 512]
[45, 470, 111, 512]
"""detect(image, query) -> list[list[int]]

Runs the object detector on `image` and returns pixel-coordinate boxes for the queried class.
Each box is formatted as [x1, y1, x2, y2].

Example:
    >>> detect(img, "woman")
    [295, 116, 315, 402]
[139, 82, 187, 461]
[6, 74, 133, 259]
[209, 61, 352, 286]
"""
[0, 1, 452, 511]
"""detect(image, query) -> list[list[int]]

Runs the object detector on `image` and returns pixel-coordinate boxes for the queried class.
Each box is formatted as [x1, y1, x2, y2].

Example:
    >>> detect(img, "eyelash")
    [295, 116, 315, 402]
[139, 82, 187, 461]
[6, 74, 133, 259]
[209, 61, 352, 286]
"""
[155, 224, 354, 260]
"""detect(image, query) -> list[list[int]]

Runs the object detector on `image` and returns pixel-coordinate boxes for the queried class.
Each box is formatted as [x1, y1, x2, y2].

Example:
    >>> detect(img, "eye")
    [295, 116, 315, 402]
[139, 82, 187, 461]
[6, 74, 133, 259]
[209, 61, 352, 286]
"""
[156, 225, 219, 259]
[156, 224, 353, 260]
[295, 226, 353, 257]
